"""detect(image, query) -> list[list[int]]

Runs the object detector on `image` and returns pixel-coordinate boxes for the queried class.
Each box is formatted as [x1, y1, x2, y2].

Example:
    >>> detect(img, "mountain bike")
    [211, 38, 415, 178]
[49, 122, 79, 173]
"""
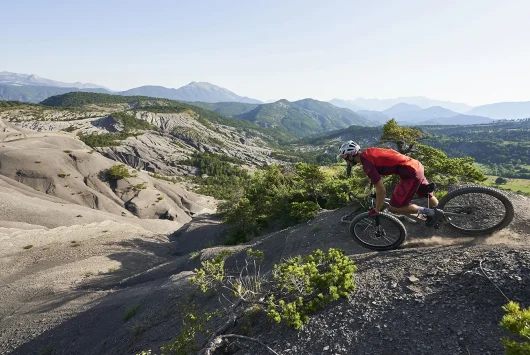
[348, 183, 515, 251]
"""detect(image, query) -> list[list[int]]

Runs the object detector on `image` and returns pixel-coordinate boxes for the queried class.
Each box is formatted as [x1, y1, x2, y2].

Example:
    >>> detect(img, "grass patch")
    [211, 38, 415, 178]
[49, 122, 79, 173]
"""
[23, 244, 34, 249]
[122, 305, 140, 322]
[63, 150, 72, 153]
[61, 126, 77, 132]
[483, 175, 530, 194]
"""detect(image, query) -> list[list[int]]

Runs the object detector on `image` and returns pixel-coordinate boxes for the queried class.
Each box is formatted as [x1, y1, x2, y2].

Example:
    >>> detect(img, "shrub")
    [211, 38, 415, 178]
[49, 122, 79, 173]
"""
[190, 248, 356, 330]
[496, 177, 508, 184]
[157, 300, 220, 355]
[500, 301, 530, 354]
[78, 132, 133, 147]
[106, 164, 131, 180]
[289, 201, 319, 223]
[267, 248, 356, 329]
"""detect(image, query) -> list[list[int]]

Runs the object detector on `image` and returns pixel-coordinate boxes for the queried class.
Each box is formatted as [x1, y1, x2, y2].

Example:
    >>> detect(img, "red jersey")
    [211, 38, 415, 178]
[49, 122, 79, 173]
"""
[360, 147, 422, 184]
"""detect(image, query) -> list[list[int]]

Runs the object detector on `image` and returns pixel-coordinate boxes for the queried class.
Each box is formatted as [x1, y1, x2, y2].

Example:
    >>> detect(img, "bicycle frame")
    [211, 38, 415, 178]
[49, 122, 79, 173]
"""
[368, 184, 462, 224]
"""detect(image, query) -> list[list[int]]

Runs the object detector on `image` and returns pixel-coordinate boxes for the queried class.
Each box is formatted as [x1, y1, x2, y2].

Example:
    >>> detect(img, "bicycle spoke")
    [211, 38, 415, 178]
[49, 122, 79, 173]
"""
[353, 216, 403, 247]
[443, 192, 507, 231]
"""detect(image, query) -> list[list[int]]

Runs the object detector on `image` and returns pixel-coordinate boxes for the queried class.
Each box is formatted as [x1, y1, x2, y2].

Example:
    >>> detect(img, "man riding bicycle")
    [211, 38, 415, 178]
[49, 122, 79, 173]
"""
[338, 140, 445, 225]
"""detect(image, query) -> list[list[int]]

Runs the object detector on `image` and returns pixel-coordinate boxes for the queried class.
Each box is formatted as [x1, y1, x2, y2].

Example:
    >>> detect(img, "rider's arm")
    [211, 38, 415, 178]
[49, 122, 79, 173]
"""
[374, 179, 386, 213]
[360, 157, 384, 212]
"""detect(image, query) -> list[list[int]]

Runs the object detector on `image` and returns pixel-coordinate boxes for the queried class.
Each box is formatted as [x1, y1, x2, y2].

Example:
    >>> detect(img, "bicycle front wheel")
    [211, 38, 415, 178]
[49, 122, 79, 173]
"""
[349, 212, 407, 251]
[438, 186, 514, 235]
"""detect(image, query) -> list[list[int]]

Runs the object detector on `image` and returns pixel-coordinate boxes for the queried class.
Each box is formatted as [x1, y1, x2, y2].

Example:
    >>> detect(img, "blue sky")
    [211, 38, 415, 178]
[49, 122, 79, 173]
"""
[2, 0, 529, 105]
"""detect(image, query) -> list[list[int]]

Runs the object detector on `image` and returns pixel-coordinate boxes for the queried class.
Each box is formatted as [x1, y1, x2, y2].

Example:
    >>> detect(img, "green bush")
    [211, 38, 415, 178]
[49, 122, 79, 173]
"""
[496, 177, 509, 184]
[106, 164, 131, 180]
[190, 248, 356, 331]
[500, 301, 530, 354]
[289, 201, 319, 223]
[267, 248, 356, 329]
[110, 112, 153, 132]
[78, 132, 133, 147]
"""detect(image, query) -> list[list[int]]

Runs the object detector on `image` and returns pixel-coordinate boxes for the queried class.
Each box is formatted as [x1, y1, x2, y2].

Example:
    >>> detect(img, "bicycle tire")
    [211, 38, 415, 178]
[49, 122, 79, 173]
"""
[349, 212, 407, 251]
[438, 186, 514, 235]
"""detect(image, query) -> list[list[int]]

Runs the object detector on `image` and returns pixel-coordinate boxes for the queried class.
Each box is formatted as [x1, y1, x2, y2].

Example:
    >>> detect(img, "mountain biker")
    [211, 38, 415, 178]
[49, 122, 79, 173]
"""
[338, 140, 445, 225]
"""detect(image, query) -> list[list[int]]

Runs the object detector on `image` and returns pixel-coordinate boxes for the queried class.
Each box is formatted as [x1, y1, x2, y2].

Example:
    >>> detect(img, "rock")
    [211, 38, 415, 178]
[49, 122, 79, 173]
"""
[408, 276, 419, 283]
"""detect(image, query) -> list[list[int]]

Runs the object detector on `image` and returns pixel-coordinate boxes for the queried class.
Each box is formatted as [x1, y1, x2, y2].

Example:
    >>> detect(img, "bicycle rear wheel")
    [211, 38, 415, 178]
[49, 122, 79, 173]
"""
[349, 212, 407, 251]
[438, 186, 514, 235]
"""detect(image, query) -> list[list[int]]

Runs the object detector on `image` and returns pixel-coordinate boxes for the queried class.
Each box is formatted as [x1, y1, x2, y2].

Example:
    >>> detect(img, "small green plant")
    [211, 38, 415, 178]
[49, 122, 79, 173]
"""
[106, 164, 132, 180]
[123, 305, 140, 322]
[500, 301, 530, 354]
[158, 300, 220, 355]
[58, 172, 69, 178]
[133, 183, 148, 191]
[157, 196, 164, 201]
[311, 226, 321, 232]
[189, 251, 201, 260]
[63, 150, 72, 153]
[23, 244, 34, 249]
[61, 126, 76, 132]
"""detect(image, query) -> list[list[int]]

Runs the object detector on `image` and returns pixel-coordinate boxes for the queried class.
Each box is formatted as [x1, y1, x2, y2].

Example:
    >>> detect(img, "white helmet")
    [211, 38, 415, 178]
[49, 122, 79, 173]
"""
[337, 140, 361, 159]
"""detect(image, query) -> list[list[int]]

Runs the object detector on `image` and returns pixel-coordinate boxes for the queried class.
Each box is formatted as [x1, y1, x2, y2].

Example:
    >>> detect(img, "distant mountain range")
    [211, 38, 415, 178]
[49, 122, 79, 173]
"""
[466, 101, 530, 120]
[381, 104, 493, 125]
[121, 82, 262, 104]
[330, 96, 473, 113]
[1, 71, 530, 124]
[0, 71, 107, 89]
[0, 72, 262, 104]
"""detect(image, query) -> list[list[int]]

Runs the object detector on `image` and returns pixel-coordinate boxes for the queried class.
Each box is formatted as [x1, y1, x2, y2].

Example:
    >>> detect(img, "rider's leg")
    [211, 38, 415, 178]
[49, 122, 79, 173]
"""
[389, 203, 420, 215]
[388, 178, 421, 215]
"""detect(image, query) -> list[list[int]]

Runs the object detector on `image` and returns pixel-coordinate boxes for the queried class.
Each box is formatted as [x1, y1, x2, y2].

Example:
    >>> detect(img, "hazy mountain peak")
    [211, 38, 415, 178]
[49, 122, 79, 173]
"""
[0, 71, 107, 89]
[383, 103, 422, 116]
[330, 96, 473, 113]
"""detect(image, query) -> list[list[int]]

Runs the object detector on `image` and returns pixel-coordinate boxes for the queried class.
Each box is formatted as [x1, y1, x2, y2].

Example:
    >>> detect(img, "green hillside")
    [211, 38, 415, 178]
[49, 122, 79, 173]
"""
[236, 98, 373, 138]
[187, 101, 259, 117]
